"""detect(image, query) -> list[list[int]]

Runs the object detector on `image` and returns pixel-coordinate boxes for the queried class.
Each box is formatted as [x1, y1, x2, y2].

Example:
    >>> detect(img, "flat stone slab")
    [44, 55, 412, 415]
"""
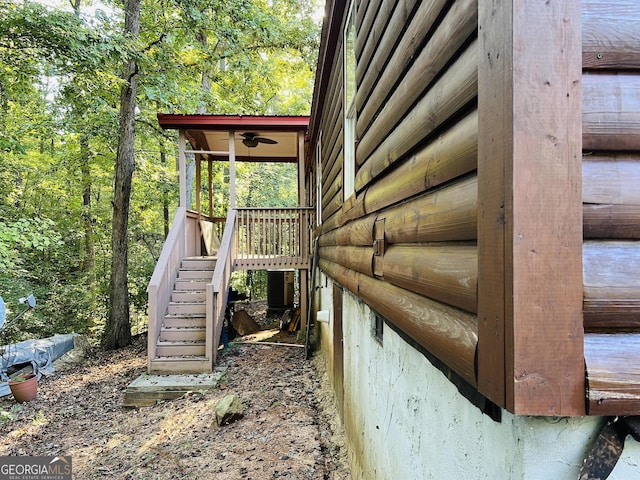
[123, 371, 225, 407]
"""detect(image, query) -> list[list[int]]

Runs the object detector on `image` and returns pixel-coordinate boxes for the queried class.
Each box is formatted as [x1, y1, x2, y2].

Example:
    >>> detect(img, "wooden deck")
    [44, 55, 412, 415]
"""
[147, 207, 312, 375]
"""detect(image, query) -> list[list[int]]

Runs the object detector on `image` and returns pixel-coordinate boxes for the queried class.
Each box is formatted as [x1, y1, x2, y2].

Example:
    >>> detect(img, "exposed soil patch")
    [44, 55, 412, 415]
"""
[0, 302, 350, 479]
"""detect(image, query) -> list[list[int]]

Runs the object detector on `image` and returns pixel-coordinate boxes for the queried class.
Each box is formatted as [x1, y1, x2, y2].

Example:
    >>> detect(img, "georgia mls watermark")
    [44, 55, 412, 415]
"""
[0, 456, 72, 480]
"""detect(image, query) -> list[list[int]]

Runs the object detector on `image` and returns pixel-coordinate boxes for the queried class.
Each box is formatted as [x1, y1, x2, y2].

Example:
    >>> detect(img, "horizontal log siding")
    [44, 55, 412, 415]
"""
[583, 241, 640, 331]
[355, 40, 478, 192]
[314, 0, 482, 402]
[320, 63, 344, 222]
[583, 156, 640, 206]
[319, 245, 374, 277]
[357, 0, 477, 159]
[320, 85, 343, 189]
[355, 0, 410, 81]
[582, 0, 640, 415]
[585, 334, 640, 415]
[363, 112, 477, 214]
[583, 73, 640, 151]
[383, 245, 477, 314]
[356, 0, 449, 139]
[583, 156, 640, 239]
[583, 205, 640, 239]
[582, 1, 640, 70]
[354, 0, 376, 47]
[319, 258, 478, 386]
[381, 176, 477, 244]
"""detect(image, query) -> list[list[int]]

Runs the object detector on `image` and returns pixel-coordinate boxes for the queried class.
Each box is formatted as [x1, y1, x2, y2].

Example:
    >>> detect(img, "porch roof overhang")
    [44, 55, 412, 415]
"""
[157, 114, 310, 163]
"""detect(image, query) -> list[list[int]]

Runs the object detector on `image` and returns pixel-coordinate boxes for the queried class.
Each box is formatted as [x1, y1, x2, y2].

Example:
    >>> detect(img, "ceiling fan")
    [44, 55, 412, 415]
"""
[241, 132, 278, 148]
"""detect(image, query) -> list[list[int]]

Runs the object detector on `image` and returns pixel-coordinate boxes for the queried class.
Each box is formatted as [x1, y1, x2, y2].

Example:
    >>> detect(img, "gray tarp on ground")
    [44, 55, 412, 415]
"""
[0, 333, 77, 397]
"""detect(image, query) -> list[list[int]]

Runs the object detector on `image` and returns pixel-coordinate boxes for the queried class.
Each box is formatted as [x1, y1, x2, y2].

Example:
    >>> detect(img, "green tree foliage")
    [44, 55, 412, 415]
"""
[0, 0, 321, 346]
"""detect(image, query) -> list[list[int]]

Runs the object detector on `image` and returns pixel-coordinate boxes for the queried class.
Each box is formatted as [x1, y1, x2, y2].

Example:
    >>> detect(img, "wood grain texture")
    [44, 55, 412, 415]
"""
[583, 155, 640, 239]
[383, 245, 478, 313]
[478, 0, 584, 415]
[319, 245, 374, 276]
[382, 175, 477, 244]
[583, 204, 640, 239]
[356, 0, 415, 80]
[583, 156, 640, 205]
[583, 241, 640, 331]
[583, 73, 640, 151]
[363, 111, 477, 214]
[354, 0, 378, 55]
[357, 0, 477, 155]
[582, 1, 640, 70]
[319, 258, 478, 386]
[585, 334, 640, 415]
[319, 175, 476, 248]
[355, 40, 478, 192]
[355, 0, 447, 136]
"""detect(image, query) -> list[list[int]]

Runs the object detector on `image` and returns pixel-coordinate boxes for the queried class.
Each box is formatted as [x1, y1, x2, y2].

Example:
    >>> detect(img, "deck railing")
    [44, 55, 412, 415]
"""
[234, 207, 313, 270]
[147, 207, 186, 371]
[206, 209, 237, 365]
[149, 206, 313, 369]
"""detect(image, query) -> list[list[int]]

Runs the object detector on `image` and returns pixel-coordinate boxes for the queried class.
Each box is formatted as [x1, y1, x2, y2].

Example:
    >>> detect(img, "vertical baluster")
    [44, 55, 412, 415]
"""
[268, 209, 273, 261]
[245, 209, 250, 262]
[260, 209, 265, 263]
[278, 209, 282, 262]
[289, 209, 294, 266]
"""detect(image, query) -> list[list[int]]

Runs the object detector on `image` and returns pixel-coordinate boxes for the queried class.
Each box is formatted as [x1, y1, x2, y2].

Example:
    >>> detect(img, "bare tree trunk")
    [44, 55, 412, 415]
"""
[80, 135, 94, 272]
[104, 0, 140, 349]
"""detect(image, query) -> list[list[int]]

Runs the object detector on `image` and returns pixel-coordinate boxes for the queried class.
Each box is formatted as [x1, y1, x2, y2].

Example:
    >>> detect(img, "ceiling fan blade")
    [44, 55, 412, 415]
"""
[240, 132, 277, 147]
[255, 136, 278, 145]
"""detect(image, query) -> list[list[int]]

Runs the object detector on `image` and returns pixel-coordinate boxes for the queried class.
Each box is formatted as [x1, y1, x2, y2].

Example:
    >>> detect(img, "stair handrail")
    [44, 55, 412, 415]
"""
[147, 206, 186, 371]
[206, 208, 237, 366]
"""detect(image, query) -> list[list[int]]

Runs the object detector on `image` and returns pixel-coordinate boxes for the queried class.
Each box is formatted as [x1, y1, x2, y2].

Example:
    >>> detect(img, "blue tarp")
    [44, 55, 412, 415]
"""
[0, 334, 77, 397]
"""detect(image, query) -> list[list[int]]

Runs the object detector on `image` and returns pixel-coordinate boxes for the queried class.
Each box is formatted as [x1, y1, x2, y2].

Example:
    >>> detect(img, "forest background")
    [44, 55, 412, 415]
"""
[0, 0, 321, 347]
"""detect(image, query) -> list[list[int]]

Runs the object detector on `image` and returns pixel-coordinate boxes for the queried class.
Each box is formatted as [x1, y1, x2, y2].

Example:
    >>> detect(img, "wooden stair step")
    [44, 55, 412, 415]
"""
[171, 291, 206, 303]
[160, 326, 206, 342]
[155, 340, 205, 357]
[163, 314, 205, 328]
[182, 256, 217, 270]
[167, 302, 206, 315]
[174, 279, 208, 291]
[178, 270, 213, 280]
[147, 357, 212, 376]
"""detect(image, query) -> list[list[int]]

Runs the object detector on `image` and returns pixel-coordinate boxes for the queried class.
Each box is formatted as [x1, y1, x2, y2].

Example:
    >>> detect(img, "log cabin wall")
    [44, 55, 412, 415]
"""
[307, 0, 640, 416]
[314, 0, 481, 389]
[581, 1, 640, 415]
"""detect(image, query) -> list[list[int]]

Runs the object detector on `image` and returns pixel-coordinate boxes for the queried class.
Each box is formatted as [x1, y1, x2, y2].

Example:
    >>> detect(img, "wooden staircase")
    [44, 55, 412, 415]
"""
[149, 256, 216, 374]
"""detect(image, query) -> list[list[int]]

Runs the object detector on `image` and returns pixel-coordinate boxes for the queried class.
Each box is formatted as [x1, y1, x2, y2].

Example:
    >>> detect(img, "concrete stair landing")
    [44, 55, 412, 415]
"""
[123, 371, 225, 407]
[149, 256, 216, 375]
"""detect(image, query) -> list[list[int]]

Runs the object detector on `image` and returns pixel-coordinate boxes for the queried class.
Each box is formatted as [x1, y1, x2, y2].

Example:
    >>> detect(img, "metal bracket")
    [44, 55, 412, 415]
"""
[373, 218, 385, 277]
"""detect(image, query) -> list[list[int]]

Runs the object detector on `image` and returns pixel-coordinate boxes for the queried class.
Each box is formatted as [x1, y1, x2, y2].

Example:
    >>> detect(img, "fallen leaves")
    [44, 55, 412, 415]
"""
[0, 301, 351, 479]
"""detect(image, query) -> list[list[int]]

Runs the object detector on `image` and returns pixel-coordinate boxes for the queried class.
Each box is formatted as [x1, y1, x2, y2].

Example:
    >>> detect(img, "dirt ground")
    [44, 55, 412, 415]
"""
[0, 302, 351, 480]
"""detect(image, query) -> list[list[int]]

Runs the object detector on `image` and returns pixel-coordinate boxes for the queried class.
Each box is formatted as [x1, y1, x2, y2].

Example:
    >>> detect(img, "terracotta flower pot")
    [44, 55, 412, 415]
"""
[8, 373, 38, 403]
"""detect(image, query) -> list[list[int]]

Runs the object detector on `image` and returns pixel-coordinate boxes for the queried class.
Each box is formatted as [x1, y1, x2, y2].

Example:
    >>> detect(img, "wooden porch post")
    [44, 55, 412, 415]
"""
[297, 130, 309, 331]
[195, 153, 202, 216]
[229, 130, 236, 209]
[477, 0, 584, 414]
[208, 158, 213, 218]
[178, 130, 187, 208]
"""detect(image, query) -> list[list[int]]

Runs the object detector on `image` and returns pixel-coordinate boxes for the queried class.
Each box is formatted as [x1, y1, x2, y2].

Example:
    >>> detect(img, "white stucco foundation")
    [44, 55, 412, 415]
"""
[316, 283, 640, 479]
